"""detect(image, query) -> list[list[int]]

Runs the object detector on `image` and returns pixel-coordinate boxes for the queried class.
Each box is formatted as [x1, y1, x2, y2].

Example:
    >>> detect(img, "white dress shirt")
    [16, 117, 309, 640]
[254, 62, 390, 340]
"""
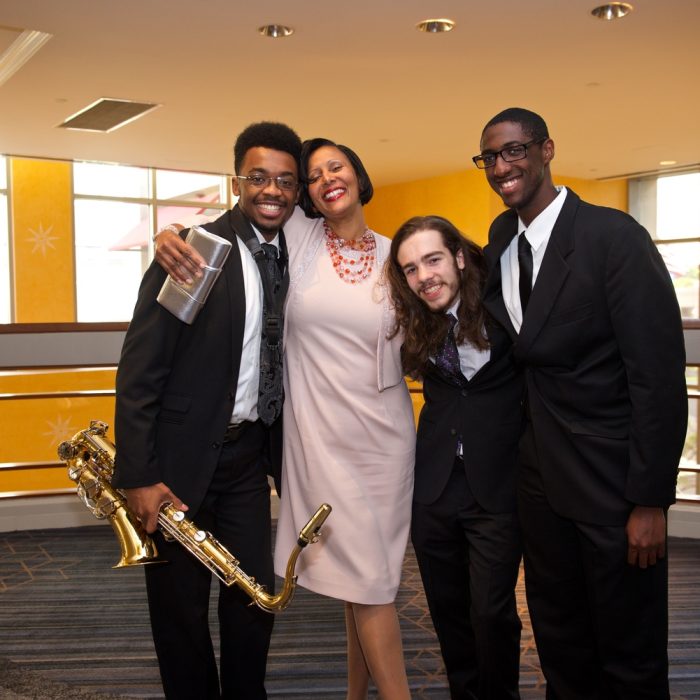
[500, 186, 567, 333]
[445, 299, 491, 381]
[230, 228, 280, 424]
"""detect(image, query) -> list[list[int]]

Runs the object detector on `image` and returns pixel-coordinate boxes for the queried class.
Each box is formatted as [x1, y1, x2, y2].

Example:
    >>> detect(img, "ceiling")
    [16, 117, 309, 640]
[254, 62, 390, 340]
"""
[1, 0, 699, 186]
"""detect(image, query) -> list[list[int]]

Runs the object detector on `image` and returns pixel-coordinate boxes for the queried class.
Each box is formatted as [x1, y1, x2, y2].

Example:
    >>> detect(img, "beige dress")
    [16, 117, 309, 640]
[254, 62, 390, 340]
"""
[273, 210, 415, 604]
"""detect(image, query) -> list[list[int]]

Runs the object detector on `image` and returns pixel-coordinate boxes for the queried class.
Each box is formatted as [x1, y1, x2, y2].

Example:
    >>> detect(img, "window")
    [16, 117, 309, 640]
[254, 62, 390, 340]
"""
[631, 171, 700, 502]
[683, 366, 700, 502]
[0, 156, 9, 323]
[630, 172, 700, 318]
[73, 162, 229, 322]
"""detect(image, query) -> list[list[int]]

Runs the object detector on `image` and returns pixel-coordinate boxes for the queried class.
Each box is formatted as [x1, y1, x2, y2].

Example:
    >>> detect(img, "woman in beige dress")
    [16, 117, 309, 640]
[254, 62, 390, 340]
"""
[275, 139, 415, 699]
[153, 139, 415, 698]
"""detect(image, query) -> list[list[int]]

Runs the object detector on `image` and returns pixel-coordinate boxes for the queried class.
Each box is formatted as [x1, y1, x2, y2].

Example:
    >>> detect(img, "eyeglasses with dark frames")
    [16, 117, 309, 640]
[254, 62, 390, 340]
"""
[472, 138, 547, 170]
[235, 175, 299, 191]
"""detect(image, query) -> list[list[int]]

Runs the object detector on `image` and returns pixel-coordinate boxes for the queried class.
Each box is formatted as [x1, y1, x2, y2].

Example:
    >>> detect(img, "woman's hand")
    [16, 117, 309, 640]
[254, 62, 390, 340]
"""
[154, 224, 206, 285]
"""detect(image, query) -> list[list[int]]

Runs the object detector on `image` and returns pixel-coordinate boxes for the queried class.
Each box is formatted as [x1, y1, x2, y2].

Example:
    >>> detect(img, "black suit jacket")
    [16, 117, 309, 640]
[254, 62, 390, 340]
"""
[413, 320, 524, 512]
[482, 189, 687, 525]
[113, 207, 283, 516]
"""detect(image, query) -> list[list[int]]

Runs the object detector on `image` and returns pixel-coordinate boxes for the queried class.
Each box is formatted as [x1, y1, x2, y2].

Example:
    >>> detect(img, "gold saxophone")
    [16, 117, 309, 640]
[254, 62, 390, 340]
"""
[58, 420, 331, 613]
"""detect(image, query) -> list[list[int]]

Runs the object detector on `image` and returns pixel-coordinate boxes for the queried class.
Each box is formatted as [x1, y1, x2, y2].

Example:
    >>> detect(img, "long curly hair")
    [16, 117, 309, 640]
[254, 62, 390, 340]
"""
[385, 215, 489, 378]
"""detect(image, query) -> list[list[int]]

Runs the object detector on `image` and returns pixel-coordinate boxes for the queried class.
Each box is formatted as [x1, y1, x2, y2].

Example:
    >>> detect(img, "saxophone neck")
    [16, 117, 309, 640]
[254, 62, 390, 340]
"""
[254, 503, 333, 613]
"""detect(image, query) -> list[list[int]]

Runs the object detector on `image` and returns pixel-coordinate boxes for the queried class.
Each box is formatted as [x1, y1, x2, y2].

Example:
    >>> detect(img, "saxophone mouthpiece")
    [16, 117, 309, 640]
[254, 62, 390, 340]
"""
[297, 503, 332, 547]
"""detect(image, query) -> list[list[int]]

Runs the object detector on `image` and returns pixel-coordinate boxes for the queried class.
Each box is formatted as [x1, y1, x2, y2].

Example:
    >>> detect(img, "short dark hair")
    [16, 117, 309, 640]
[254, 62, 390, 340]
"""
[298, 138, 374, 218]
[233, 122, 302, 173]
[386, 215, 489, 378]
[482, 107, 549, 142]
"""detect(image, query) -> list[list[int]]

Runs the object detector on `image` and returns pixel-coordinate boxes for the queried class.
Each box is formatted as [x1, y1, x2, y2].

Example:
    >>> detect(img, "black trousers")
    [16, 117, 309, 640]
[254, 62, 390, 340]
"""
[411, 459, 522, 700]
[145, 421, 274, 700]
[518, 425, 670, 700]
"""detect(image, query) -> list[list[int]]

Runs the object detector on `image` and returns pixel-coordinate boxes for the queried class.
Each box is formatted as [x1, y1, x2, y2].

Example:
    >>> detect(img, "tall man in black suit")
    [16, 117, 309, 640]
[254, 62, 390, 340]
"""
[113, 122, 302, 699]
[476, 107, 687, 698]
[386, 215, 524, 699]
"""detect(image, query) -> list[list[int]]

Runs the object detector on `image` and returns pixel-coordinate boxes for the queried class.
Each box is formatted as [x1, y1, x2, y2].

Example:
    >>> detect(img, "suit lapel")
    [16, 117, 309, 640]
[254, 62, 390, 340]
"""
[483, 211, 519, 341]
[516, 191, 579, 356]
[222, 208, 246, 363]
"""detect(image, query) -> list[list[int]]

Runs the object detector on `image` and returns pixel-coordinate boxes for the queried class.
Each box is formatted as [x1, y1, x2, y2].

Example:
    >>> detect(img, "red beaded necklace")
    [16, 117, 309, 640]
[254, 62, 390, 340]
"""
[323, 220, 376, 284]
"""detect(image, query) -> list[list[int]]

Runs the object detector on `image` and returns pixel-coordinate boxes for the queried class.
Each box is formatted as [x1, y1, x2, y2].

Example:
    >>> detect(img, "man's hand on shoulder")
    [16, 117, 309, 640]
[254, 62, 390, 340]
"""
[124, 482, 188, 534]
[154, 223, 206, 285]
[626, 505, 666, 568]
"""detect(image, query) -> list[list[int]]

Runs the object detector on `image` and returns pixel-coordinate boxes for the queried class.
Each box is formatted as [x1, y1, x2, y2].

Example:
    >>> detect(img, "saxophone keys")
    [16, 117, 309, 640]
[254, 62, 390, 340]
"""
[67, 465, 82, 481]
[58, 441, 77, 461]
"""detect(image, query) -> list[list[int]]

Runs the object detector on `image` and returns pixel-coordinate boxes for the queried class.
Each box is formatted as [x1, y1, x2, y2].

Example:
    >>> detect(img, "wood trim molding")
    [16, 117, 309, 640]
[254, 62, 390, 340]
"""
[0, 322, 129, 334]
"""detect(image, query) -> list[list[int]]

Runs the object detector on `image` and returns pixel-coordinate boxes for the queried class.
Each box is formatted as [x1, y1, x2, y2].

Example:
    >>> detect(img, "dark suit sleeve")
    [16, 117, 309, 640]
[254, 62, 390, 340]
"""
[113, 260, 185, 489]
[605, 217, 687, 506]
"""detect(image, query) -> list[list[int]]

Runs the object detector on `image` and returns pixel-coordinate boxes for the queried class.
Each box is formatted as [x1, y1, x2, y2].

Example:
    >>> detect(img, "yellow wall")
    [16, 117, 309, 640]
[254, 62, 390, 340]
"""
[364, 169, 495, 246]
[365, 168, 628, 243]
[10, 158, 76, 322]
[0, 368, 116, 494]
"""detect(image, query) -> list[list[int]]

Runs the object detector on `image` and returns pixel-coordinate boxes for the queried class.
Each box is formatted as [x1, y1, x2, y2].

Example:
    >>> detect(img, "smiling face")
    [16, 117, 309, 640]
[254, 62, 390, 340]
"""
[305, 146, 362, 221]
[396, 228, 465, 312]
[231, 147, 299, 238]
[479, 121, 556, 226]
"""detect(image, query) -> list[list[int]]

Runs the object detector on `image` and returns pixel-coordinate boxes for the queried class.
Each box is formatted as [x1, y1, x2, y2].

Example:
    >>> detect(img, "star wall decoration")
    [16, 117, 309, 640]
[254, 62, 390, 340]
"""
[43, 415, 77, 449]
[26, 222, 60, 257]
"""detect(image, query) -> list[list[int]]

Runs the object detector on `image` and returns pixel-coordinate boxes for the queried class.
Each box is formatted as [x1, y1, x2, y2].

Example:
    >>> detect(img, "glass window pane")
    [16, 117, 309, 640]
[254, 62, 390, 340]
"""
[0, 194, 9, 323]
[156, 204, 224, 235]
[74, 199, 150, 321]
[679, 367, 698, 498]
[656, 173, 700, 240]
[74, 162, 149, 198]
[656, 242, 700, 318]
[0, 155, 7, 189]
[155, 170, 225, 204]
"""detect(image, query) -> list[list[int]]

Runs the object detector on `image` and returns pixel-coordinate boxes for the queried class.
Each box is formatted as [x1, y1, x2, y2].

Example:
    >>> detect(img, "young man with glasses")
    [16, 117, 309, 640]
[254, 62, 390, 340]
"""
[476, 107, 687, 698]
[114, 121, 301, 699]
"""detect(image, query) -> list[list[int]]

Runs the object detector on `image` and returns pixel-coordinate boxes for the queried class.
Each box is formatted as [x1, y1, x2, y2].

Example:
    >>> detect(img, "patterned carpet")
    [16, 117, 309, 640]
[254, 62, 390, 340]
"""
[0, 525, 699, 699]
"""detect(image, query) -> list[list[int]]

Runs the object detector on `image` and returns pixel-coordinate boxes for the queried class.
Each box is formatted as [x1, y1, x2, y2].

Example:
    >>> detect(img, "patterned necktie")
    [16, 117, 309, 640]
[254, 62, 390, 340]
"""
[518, 233, 533, 313]
[261, 243, 281, 290]
[435, 313, 464, 385]
[257, 243, 283, 425]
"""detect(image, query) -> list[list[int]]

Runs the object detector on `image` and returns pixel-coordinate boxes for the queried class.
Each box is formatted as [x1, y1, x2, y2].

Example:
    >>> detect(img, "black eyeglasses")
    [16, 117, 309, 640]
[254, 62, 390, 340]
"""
[236, 175, 299, 191]
[472, 138, 546, 170]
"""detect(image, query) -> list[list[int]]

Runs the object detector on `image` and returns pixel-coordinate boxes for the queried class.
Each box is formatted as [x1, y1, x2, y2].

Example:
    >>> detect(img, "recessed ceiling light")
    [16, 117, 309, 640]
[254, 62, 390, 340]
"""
[591, 3, 633, 20]
[258, 24, 294, 38]
[659, 160, 677, 166]
[416, 18, 456, 33]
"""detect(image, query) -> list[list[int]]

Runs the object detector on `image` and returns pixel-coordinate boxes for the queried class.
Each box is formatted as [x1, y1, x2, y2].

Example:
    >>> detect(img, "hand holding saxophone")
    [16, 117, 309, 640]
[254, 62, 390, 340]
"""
[124, 482, 188, 534]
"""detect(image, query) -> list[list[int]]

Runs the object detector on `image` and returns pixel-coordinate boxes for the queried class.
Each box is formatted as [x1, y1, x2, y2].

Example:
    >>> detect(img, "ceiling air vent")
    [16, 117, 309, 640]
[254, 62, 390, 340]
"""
[57, 98, 160, 133]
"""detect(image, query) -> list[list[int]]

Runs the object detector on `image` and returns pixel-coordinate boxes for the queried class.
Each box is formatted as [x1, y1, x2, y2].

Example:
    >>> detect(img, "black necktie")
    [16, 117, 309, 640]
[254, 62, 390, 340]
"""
[258, 243, 283, 425]
[518, 233, 533, 313]
[261, 243, 281, 289]
[435, 313, 464, 385]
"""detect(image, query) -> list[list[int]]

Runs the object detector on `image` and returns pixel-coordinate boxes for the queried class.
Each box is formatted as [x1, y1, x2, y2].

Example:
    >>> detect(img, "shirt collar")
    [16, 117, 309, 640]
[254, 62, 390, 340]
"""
[251, 224, 280, 250]
[517, 186, 567, 251]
